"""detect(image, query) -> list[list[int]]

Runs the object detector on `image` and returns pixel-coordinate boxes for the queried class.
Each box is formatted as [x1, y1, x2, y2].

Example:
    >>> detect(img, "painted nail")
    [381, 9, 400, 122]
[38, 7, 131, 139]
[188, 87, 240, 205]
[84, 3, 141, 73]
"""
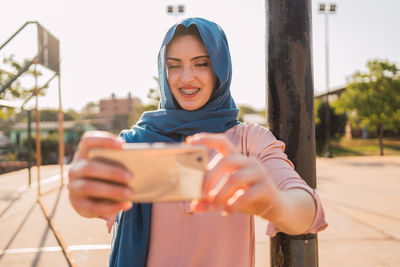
[221, 210, 229, 217]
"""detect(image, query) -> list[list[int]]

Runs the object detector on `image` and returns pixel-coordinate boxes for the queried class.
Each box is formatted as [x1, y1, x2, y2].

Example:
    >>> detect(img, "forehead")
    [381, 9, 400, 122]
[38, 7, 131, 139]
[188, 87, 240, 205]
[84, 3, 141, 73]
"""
[166, 35, 209, 57]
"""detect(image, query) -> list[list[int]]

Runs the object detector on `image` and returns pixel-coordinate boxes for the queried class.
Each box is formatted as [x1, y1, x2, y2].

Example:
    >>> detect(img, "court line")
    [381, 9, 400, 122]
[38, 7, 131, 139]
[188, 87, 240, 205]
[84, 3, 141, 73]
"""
[0, 244, 111, 256]
[324, 200, 400, 242]
[14, 171, 69, 194]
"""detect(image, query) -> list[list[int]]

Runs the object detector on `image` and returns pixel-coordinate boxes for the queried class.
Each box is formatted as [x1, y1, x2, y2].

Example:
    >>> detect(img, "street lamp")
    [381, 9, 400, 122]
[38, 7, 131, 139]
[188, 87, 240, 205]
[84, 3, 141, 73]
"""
[318, 2, 336, 158]
[166, 4, 185, 17]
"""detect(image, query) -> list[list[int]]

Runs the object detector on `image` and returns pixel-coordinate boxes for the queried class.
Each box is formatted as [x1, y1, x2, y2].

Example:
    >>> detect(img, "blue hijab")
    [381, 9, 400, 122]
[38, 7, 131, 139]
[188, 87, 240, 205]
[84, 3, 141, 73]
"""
[109, 18, 240, 267]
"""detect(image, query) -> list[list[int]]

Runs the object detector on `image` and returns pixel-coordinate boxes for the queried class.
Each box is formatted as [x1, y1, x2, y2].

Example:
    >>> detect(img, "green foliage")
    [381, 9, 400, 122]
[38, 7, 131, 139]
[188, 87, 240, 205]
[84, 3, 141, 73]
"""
[40, 135, 60, 164]
[335, 59, 400, 129]
[334, 59, 400, 155]
[81, 101, 99, 119]
[315, 101, 347, 155]
[0, 55, 49, 125]
[142, 76, 161, 113]
[36, 108, 78, 122]
[314, 98, 321, 125]
[331, 138, 400, 157]
[237, 105, 265, 122]
[128, 104, 144, 126]
[147, 76, 160, 106]
[65, 109, 79, 121]
[0, 55, 47, 100]
[4, 152, 17, 161]
[8, 109, 79, 123]
[38, 109, 58, 121]
[143, 104, 158, 112]
[0, 107, 16, 120]
[0, 108, 17, 136]
[18, 134, 59, 164]
[111, 114, 130, 134]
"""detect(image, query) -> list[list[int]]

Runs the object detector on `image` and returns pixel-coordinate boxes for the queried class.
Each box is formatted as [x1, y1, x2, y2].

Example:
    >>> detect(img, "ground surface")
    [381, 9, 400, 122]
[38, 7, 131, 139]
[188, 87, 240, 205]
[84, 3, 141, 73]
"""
[0, 156, 399, 266]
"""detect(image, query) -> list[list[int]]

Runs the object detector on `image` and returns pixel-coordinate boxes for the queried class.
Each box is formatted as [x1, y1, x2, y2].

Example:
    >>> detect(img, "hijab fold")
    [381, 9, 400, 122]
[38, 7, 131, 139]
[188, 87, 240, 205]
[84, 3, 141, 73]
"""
[109, 18, 240, 267]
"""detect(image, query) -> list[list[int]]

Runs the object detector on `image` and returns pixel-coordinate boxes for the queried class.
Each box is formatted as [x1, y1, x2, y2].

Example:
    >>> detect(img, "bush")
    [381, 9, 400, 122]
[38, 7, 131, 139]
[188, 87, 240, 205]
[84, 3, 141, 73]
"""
[14, 135, 60, 165]
[315, 101, 347, 155]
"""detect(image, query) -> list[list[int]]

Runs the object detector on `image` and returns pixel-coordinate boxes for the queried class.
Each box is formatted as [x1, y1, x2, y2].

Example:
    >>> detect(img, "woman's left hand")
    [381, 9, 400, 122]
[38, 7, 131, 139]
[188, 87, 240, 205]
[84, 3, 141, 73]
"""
[186, 133, 283, 220]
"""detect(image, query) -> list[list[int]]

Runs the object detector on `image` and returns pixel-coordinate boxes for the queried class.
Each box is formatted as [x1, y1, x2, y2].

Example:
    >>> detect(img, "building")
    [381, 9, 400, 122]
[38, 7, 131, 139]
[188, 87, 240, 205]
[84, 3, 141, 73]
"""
[314, 86, 346, 102]
[99, 93, 142, 130]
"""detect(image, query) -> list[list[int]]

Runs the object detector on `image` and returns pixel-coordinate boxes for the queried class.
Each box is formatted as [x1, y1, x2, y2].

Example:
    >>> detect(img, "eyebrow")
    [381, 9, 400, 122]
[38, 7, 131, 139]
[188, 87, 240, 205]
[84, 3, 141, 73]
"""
[166, 55, 210, 62]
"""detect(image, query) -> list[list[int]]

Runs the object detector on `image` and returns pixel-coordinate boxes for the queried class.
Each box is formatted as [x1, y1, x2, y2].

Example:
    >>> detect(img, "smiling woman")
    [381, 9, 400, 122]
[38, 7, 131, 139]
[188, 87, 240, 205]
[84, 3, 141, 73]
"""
[167, 29, 217, 111]
[67, 17, 327, 267]
[166, 26, 217, 111]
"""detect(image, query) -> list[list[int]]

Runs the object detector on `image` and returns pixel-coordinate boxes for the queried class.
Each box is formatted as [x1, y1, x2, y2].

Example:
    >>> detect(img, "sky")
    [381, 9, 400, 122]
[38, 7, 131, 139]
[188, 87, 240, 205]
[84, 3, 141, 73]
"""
[1, 0, 399, 111]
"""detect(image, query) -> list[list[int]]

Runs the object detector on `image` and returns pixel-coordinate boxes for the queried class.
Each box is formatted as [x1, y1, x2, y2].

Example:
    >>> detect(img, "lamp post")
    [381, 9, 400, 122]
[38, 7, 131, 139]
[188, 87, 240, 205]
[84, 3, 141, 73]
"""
[318, 3, 336, 158]
[267, 0, 318, 265]
[166, 4, 185, 18]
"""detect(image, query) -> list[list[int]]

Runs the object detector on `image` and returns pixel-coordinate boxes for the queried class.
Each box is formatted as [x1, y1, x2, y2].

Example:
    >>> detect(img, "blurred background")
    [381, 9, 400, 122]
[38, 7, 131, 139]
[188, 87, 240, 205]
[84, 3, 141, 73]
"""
[0, 0, 399, 266]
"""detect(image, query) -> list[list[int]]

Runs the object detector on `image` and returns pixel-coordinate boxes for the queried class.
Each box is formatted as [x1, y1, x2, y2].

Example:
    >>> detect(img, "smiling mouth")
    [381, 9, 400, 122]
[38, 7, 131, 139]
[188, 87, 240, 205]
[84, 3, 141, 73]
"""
[180, 88, 200, 95]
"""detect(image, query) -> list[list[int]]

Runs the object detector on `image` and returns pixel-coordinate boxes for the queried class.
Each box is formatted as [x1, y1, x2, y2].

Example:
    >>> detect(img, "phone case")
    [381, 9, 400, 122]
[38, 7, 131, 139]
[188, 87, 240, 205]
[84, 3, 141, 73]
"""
[87, 143, 207, 202]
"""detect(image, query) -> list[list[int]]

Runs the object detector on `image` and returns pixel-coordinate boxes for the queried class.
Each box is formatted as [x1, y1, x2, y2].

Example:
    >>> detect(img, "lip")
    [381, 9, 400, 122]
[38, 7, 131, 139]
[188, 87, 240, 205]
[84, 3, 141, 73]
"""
[180, 85, 199, 90]
[179, 87, 200, 98]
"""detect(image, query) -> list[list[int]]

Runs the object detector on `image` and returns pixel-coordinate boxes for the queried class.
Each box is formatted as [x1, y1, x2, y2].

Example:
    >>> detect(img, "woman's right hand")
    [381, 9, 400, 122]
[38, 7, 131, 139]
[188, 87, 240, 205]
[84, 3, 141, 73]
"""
[68, 131, 133, 219]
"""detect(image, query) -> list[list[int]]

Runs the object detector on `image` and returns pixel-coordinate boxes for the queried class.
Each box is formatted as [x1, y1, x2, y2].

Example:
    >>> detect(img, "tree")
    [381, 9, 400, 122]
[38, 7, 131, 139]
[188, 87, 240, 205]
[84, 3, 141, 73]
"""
[0, 55, 47, 100]
[128, 104, 144, 126]
[146, 76, 160, 111]
[315, 100, 347, 155]
[335, 59, 400, 155]
[40, 108, 78, 121]
[314, 98, 321, 125]
[81, 101, 99, 119]
[237, 105, 265, 122]
[0, 55, 48, 126]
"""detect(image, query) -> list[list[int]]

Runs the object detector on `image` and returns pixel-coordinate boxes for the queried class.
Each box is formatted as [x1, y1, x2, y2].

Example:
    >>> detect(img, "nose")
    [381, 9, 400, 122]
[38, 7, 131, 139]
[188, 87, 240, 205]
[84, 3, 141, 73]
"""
[180, 66, 195, 83]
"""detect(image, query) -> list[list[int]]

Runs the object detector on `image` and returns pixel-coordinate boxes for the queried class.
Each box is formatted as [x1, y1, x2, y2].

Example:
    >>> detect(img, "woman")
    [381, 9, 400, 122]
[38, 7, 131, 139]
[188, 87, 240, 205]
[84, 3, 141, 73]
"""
[68, 18, 327, 267]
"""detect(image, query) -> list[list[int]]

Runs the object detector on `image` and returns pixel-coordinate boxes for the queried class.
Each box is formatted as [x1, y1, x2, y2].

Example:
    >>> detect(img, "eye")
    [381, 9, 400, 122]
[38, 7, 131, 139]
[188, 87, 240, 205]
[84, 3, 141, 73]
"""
[167, 65, 180, 70]
[195, 62, 209, 67]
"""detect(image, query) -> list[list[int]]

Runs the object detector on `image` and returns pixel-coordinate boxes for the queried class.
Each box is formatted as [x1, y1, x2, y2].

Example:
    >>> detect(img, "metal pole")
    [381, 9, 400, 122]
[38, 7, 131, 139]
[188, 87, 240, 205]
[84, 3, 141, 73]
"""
[0, 21, 38, 51]
[38, 197, 77, 266]
[34, 64, 41, 196]
[21, 73, 57, 108]
[324, 12, 332, 157]
[267, 0, 318, 266]
[57, 73, 64, 186]
[0, 57, 37, 96]
[27, 109, 32, 186]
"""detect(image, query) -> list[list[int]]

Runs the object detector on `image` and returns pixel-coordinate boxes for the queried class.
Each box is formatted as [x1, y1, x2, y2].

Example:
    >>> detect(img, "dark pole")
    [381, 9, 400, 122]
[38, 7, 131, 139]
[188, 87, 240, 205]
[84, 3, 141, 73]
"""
[266, 0, 318, 266]
[323, 10, 331, 158]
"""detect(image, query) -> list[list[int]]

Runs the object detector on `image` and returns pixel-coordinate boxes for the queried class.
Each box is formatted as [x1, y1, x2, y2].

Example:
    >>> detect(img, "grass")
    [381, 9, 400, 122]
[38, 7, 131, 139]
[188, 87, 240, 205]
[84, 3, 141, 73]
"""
[329, 138, 400, 157]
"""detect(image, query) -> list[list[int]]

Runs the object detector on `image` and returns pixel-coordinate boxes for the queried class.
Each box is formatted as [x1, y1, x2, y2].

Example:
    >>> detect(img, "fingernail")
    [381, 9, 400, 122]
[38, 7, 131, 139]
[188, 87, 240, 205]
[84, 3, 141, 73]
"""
[190, 201, 197, 210]
[123, 202, 132, 210]
[124, 172, 133, 180]
[124, 188, 133, 196]
[208, 187, 218, 198]
[221, 210, 229, 217]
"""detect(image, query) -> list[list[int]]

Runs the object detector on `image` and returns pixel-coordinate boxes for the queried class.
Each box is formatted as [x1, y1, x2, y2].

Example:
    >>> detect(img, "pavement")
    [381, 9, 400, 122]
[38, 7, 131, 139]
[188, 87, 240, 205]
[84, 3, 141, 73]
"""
[0, 156, 399, 267]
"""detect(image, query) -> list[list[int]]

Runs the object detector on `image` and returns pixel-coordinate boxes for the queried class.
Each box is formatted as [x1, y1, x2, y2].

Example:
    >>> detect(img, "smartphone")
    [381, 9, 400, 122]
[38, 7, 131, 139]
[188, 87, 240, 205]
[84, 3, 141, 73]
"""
[87, 143, 207, 202]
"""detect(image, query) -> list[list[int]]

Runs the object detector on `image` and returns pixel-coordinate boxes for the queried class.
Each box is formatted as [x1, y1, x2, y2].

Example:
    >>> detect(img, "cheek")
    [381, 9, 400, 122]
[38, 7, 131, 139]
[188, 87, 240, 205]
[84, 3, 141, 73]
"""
[167, 71, 179, 88]
[198, 69, 215, 86]
[205, 70, 217, 91]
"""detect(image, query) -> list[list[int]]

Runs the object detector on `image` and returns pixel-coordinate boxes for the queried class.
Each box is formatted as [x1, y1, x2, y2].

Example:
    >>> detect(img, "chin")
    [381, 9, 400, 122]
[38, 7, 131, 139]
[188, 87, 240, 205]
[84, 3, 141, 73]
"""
[182, 105, 199, 111]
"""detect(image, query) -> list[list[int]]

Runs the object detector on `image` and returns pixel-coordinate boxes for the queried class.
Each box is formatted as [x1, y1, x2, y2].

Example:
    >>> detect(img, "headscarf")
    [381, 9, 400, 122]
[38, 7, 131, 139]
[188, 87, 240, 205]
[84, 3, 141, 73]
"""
[109, 17, 240, 267]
